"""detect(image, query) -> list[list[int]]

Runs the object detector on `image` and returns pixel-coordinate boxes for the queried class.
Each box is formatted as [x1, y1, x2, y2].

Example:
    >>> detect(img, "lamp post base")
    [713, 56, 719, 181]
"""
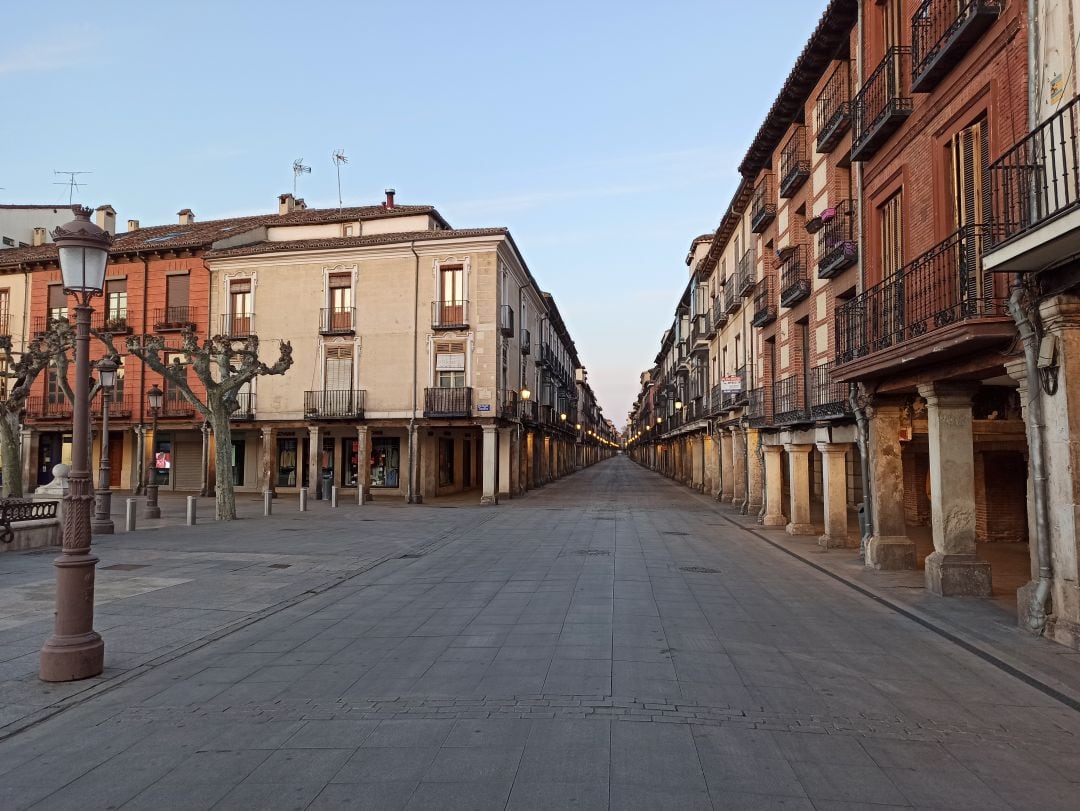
[91, 491, 114, 535]
[143, 484, 161, 519]
[40, 551, 105, 682]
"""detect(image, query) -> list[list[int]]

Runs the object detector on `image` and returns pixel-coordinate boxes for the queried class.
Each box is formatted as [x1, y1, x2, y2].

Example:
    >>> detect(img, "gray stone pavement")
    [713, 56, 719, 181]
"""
[2, 456, 1079, 809]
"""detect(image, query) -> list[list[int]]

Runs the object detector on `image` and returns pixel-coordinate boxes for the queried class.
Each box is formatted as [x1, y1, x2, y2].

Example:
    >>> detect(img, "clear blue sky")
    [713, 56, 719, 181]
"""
[2, 0, 828, 426]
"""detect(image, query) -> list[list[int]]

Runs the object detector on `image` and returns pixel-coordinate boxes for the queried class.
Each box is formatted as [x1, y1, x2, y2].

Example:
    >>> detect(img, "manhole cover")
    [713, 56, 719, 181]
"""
[102, 563, 148, 571]
[570, 549, 611, 557]
[268, 563, 291, 569]
[679, 566, 721, 574]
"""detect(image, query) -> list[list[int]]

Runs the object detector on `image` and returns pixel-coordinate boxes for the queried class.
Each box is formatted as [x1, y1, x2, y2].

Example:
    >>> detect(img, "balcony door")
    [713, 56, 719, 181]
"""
[435, 341, 466, 388]
[228, 279, 251, 336]
[324, 346, 353, 408]
[438, 265, 464, 326]
[166, 274, 189, 322]
[950, 119, 991, 315]
[105, 279, 126, 327]
[328, 273, 352, 331]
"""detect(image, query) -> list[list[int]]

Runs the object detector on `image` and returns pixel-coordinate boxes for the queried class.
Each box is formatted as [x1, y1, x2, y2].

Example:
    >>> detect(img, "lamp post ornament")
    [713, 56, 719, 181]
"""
[40, 205, 111, 683]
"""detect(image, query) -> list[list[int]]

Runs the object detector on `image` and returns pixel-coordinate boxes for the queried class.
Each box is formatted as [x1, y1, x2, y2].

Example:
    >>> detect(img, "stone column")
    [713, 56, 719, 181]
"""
[762, 443, 786, 527]
[720, 430, 735, 502]
[199, 421, 210, 497]
[408, 424, 424, 503]
[917, 382, 991, 596]
[865, 397, 915, 570]
[510, 428, 522, 495]
[308, 425, 322, 499]
[259, 426, 276, 496]
[732, 428, 747, 508]
[481, 424, 498, 505]
[785, 443, 815, 535]
[498, 427, 512, 496]
[356, 425, 370, 502]
[20, 427, 34, 494]
[745, 428, 763, 515]
[818, 442, 854, 548]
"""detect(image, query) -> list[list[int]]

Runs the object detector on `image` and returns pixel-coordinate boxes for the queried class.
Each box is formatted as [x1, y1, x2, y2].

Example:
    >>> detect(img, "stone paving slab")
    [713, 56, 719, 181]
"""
[0, 457, 1078, 809]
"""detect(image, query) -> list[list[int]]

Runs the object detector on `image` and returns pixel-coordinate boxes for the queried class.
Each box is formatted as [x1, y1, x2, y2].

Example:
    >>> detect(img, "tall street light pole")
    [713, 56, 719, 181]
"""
[40, 205, 111, 682]
[91, 356, 118, 534]
[144, 384, 163, 519]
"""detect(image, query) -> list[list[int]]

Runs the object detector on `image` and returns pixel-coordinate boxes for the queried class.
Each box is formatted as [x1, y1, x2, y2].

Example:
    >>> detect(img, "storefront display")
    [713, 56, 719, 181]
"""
[371, 437, 400, 488]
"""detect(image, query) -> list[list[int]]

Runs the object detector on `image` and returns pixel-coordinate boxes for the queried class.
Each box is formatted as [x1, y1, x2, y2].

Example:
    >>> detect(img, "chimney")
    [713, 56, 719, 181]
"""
[127, 219, 140, 232]
[384, 188, 396, 208]
[32, 227, 47, 247]
[178, 208, 195, 225]
[95, 204, 116, 235]
[295, 198, 307, 210]
[278, 193, 296, 215]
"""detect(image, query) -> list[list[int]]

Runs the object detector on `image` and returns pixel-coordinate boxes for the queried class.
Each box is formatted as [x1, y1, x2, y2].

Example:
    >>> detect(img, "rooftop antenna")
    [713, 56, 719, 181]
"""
[53, 170, 91, 204]
[331, 150, 348, 209]
[292, 158, 310, 196]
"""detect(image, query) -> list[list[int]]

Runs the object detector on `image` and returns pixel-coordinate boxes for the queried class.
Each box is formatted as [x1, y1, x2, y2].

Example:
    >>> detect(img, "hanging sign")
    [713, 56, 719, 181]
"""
[721, 376, 742, 393]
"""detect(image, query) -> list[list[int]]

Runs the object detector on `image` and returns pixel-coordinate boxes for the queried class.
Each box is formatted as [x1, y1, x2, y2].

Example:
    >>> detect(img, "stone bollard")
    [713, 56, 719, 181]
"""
[263, 490, 273, 516]
[125, 498, 137, 532]
[299, 487, 308, 512]
[331, 486, 339, 508]
[357, 487, 366, 506]
[186, 496, 197, 526]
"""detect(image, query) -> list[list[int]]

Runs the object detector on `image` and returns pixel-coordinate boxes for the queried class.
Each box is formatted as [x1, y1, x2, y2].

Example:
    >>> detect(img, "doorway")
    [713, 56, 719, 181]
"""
[37, 433, 63, 486]
[108, 432, 123, 488]
[231, 439, 245, 487]
[462, 437, 472, 488]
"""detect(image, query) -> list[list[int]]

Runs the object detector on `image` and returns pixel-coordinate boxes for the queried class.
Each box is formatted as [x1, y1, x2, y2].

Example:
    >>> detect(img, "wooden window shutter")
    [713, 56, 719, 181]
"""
[106, 278, 126, 295]
[880, 192, 903, 280]
[329, 273, 350, 288]
[167, 274, 190, 307]
[48, 284, 66, 308]
[230, 279, 251, 294]
[325, 346, 353, 391]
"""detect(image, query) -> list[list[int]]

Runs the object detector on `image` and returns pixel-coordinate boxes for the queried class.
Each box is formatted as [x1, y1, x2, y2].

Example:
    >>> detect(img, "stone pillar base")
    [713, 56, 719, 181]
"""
[819, 533, 859, 550]
[480, 495, 498, 506]
[762, 514, 786, 528]
[924, 552, 991, 597]
[786, 522, 816, 536]
[866, 535, 916, 570]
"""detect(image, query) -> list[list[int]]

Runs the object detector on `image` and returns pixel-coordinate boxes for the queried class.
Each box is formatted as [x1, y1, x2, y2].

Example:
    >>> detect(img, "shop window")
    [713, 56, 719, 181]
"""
[277, 437, 299, 487]
[153, 434, 171, 485]
[371, 437, 400, 488]
[342, 438, 359, 487]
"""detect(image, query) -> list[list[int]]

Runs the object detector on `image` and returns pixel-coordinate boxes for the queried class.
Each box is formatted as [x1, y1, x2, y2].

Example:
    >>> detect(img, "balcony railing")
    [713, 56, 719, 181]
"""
[161, 397, 197, 418]
[304, 389, 365, 418]
[772, 375, 805, 425]
[93, 310, 132, 335]
[912, 0, 1001, 93]
[320, 307, 355, 335]
[154, 306, 199, 332]
[817, 200, 859, 279]
[432, 300, 469, 330]
[724, 279, 739, 314]
[26, 397, 72, 419]
[737, 248, 756, 297]
[520, 328, 532, 354]
[499, 304, 515, 337]
[33, 314, 68, 337]
[988, 94, 1080, 250]
[779, 126, 810, 198]
[0, 311, 8, 337]
[747, 387, 768, 428]
[721, 366, 749, 410]
[220, 313, 254, 338]
[751, 278, 776, 327]
[835, 224, 1006, 364]
[424, 386, 473, 417]
[230, 391, 256, 419]
[750, 174, 777, 233]
[808, 362, 851, 419]
[851, 47, 913, 162]
[501, 390, 519, 420]
[691, 313, 710, 354]
[816, 61, 851, 153]
[92, 393, 132, 419]
[521, 399, 538, 424]
[779, 245, 810, 308]
[711, 300, 727, 332]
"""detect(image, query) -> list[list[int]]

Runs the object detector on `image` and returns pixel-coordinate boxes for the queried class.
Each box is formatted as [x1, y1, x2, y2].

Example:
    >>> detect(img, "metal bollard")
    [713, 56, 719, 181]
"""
[299, 487, 308, 512]
[264, 490, 273, 516]
[186, 496, 197, 526]
[331, 486, 339, 508]
[125, 498, 137, 532]
[357, 487, 366, 506]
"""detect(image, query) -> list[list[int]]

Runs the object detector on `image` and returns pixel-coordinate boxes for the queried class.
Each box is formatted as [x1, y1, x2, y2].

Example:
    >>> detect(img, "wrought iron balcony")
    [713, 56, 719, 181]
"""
[710, 300, 727, 332]
[230, 391, 256, 419]
[424, 386, 473, 417]
[520, 328, 532, 355]
[779, 245, 810, 308]
[817, 200, 859, 279]
[724, 279, 740, 314]
[912, 0, 1000, 93]
[808, 362, 851, 419]
[499, 304, 515, 337]
[750, 174, 777, 233]
[987, 94, 1080, 256]
[305, 389, 365, 419]
[521, 399, 538, 424]
[835, 224, 1009, 369]
[851, 47, 913, 162]
[737, 248, 756, 297]
[721, 365, 749, 410]
[751, 278, 776, 327]
[432, 300, 469, 330]
[691, 313, 710, 354]
[91, 392, 132, 419]
[772, 375, 805, 425]
[779, 126, 810, 198]
[26, 396, 72, 419]
[320, 307, 355, 335]
[154, 306, 199, 332]
[93, 309, 132, 335]
[161, 397, 197, 418]
[746, 387, 769, 428]
[220, 312, 254, 338]
[0, 311, 8, 338]
[816, 61, 851, 153]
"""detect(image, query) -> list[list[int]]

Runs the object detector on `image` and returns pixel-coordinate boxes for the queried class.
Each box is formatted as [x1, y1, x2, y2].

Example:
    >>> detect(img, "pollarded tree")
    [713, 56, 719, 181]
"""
[0, 335, 57, 497]
[125, 327, 293, 520]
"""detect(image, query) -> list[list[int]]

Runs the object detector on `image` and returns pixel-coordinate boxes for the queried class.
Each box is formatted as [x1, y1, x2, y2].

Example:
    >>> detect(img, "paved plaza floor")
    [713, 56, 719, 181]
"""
[1, 457, 1079, 809]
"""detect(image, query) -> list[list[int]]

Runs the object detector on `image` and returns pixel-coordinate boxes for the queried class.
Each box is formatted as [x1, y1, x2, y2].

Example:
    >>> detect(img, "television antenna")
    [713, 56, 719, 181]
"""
[331, 150, 348, 209]
[292, 158, 310, 195]
[53, 170, 91, 204]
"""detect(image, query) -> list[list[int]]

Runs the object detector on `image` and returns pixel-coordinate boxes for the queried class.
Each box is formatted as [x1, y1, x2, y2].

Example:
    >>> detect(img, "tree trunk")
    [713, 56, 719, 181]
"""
[208, 401, 235, 520]
[0, 411, 23, 498]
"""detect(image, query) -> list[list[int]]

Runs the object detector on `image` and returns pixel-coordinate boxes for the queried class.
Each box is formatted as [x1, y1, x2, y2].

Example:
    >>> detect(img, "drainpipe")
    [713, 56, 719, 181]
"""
[850, 385, 873, 559]
[1007, 284, 1053, 633]
[407, 242, 420, 503]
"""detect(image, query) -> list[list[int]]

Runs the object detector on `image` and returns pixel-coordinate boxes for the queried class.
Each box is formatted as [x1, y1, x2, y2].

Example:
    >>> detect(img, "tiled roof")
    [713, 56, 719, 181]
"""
[0, 203, 449, 268]
[205, 228, 510, 258]
[0, 204, 71, 210]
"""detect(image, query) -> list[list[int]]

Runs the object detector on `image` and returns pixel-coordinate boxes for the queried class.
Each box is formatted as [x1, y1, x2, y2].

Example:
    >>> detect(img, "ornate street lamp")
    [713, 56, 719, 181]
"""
[144, 384, 163, 519]
[40, 205, 111, 682]
[90, 356, 118, 535]
[520, 387, 531, 401]
[675, 400, 684, 411]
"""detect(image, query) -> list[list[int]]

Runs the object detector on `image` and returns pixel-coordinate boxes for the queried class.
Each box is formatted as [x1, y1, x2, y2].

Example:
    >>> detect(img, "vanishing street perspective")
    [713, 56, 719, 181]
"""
[3, 0, 1080, 808]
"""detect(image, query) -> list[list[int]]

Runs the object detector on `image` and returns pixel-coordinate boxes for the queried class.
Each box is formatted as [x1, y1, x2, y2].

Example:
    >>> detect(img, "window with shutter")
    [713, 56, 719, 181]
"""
[435, 340, 466, 388]
[166, 275, 190, 322]
[105, 279, 127, 323]
[437, 265, 465, 325]
[48, 284, 68, 323]
[324, 346, 353, 392]
[228, 279, 252, 335]
[950, 118, 990, 307]
[328, 273, 352, 330]
[880, 192, 904, 280]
